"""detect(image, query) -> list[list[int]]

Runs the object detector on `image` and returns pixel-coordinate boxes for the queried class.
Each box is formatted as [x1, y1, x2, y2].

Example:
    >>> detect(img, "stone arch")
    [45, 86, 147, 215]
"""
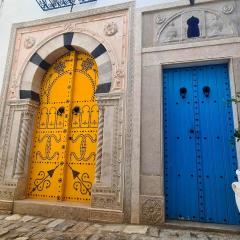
[20, 32, 113, 101]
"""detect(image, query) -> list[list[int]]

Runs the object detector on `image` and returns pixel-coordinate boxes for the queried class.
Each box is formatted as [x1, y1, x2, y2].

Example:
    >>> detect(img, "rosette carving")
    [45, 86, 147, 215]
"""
[104, 22, 118, 36]
[222, 4, 234, 15]
[24, 36, 36, 49]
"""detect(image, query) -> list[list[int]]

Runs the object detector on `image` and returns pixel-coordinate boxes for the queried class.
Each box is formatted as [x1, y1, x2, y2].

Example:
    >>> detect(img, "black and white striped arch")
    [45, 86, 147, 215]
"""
[20, 32, 112, 101]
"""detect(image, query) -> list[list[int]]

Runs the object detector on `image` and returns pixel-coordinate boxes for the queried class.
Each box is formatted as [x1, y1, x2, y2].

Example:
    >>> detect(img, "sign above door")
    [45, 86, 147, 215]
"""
[36, 0, 97, 11]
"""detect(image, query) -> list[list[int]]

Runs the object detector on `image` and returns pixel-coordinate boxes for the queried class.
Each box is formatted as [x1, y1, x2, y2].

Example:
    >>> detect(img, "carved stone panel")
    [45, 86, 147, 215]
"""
[156, 9, 235, 45]
[91, 93, 124, 211]
[140, 195, 164, 225]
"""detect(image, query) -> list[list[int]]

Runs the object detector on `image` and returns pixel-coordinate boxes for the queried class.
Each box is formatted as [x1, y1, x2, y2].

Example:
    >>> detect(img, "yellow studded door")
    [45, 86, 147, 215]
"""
[28, 51, 98, 203]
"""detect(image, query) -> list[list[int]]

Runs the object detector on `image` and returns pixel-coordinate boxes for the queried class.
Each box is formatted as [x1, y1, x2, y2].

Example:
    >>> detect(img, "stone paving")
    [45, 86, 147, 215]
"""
[0, 214, 239, 240]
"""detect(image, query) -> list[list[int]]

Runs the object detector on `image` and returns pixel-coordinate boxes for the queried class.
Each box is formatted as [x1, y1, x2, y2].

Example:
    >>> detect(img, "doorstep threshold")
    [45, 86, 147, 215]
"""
[14, 199, 90, 208]
[13, 199, 91, 221]
[164, 220, 240, 234]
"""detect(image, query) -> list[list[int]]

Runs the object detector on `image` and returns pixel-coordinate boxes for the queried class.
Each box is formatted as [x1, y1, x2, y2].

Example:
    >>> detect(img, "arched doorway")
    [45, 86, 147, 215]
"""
[27, 51, 99, 203]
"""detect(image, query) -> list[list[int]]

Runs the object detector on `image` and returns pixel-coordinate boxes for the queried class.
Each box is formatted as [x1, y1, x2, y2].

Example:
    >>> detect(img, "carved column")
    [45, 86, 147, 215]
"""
[95, 104, 105, 183]
[91, 93, 124, 221]
[14, 111, 34, 178]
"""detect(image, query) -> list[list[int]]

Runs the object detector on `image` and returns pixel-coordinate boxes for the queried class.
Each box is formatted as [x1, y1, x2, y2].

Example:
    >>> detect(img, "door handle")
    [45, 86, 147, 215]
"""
[57, 106, 65, 116]
[203, 86, 210, 97]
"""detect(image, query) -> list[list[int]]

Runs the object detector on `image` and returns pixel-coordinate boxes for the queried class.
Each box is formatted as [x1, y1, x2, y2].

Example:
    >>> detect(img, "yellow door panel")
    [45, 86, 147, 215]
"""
[63, 162, 95, 202]
[63, 52, 98, 202]
[28, 51, 98, 203]
[28, 161, 64, 200]
[28, 51, 76, 200]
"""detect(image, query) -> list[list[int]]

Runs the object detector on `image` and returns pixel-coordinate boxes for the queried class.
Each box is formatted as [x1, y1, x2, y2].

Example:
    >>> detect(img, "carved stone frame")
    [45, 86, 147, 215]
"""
[136, 0, 240, 226]
[0, 2, 135, 223]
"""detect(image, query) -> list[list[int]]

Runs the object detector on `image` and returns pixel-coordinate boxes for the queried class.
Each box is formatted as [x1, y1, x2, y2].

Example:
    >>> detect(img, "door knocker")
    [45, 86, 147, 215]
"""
[180, 87, 187, 99]
[57, 106, 65, 116]
[72, 106, 80, 115]
[203, 86, 210, 98]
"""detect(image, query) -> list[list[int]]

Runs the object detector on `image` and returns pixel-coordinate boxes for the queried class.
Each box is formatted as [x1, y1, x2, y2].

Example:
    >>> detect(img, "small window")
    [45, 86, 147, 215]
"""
[187, 16, 200, 38]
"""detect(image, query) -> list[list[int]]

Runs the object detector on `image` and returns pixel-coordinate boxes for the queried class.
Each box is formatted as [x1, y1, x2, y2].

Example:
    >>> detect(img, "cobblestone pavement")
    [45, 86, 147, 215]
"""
[0, 214, 239, 240]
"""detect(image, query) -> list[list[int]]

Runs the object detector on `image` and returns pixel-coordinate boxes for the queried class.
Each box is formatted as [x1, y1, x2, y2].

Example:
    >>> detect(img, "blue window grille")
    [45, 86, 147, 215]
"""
[36, 0, 97, 11]
[187, 16, 200, 38]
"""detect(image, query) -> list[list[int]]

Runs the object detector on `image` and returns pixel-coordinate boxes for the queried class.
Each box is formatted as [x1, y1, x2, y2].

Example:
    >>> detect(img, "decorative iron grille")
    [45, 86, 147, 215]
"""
[36, 0, 97, 11]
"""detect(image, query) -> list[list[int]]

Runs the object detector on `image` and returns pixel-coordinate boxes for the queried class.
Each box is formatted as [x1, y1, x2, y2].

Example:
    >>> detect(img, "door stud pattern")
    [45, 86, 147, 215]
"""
[192, 70, 205, 221]
[28, 51, 98, 203]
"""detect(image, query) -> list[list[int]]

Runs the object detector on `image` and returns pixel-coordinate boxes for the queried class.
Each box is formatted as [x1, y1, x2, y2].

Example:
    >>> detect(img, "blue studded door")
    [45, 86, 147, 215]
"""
[163, 64, 240, 225]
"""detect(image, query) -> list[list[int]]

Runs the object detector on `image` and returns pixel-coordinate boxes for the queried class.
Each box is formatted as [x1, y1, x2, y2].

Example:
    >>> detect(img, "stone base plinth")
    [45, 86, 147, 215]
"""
[0, 200, 13, 214]
[13, 199, 124, 223]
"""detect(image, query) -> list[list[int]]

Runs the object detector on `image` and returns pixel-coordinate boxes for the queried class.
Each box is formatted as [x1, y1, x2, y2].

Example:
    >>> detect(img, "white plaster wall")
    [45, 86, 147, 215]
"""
[0, 0, 178, 93]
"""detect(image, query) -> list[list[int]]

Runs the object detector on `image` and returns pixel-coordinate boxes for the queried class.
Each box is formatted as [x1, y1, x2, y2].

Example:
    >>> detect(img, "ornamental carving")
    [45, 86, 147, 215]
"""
[141, 198, 163, 225]
[54, 62, 66, 75]
[64, 23, 74, 32]
[24, 36, 36, 49]
[104, 22, 118, 36]
[164, 22, 179, 41]
[222, 4, 234, 15]
[207, 15, 224, 37]
[155, 15, 166, 25]
[156, 9, 236, 44]
[8, 81, 18, 99]
[81, 58, 94, 72]
[113, 69, 124, 88]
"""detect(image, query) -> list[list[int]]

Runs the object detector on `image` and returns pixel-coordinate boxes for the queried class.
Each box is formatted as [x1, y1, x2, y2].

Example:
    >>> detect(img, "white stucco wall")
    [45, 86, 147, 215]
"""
[0, 0, 178, 92]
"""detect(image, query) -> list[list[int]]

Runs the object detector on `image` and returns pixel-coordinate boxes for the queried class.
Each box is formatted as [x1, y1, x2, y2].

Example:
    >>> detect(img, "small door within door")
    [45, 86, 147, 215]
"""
[164, 64, 240, 224]
[27, 51, 98, 203]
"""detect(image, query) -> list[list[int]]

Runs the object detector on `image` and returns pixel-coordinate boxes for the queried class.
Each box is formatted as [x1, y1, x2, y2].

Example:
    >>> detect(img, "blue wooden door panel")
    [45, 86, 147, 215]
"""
[164, 64, 240, 225]
[164, 68, 199, 221]
[197, 64, 240, 224]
